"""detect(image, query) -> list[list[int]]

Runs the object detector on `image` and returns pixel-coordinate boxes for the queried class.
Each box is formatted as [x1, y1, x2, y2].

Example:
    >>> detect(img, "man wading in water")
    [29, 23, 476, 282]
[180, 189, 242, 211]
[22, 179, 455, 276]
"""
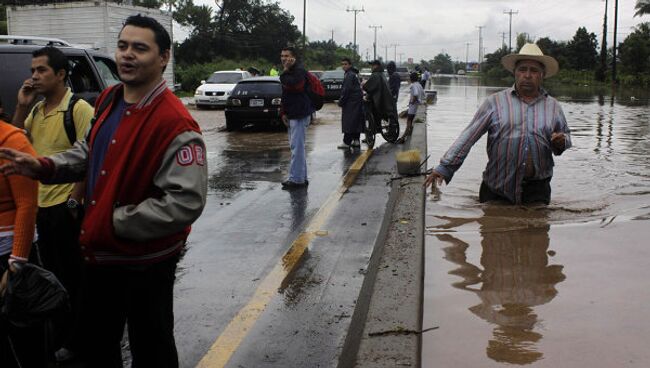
[424, 44, 571, 205]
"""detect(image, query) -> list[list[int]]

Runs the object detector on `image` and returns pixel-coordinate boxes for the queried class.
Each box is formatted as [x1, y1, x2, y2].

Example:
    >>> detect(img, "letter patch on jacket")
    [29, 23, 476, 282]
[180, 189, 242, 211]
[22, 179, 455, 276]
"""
[176, 144, 206, 166]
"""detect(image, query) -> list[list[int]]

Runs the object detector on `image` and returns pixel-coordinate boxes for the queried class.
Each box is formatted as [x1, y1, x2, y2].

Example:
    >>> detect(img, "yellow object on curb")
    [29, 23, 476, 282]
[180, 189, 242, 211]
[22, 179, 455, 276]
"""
[396, 150, 422, 176]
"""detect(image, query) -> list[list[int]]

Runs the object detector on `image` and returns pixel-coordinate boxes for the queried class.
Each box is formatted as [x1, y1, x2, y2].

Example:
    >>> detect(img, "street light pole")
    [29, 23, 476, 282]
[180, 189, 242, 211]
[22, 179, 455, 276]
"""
[369, 25, 382, 60]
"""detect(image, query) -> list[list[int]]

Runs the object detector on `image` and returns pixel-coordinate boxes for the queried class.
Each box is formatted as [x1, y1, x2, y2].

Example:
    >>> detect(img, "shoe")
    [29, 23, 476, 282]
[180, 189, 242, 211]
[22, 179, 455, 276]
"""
[337, 143, 351, 149]
[55, 347, 76, 363]
[351, 139, 361, 147]
[282, 180, 308, 189]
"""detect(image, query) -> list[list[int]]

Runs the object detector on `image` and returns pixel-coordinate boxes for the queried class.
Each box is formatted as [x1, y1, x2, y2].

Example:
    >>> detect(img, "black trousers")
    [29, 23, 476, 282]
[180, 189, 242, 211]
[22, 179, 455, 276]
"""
[79, 255, 180, 368]
[343, 133, 360, 145]
[36, 202, 83, 351]
[479, 178, 552, 205]
[0, 254, 48, 368]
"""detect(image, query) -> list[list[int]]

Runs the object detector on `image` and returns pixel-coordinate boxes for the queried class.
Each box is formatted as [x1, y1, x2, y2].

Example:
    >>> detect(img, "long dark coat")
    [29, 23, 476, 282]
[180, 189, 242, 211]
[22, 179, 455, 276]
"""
[363, 69, 396, 121]
[338, 69, 364, 134]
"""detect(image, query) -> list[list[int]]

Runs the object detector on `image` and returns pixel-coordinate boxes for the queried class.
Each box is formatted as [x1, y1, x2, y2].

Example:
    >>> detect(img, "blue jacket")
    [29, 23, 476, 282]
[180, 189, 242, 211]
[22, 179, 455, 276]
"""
[280, 63, 313, 119]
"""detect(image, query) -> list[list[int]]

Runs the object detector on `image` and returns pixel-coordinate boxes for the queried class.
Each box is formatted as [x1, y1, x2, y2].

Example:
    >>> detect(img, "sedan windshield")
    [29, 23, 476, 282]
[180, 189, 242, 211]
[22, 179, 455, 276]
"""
[320, 71, 344, 80]
[206, 72, 243, 84]
[232, 82, 282, 96]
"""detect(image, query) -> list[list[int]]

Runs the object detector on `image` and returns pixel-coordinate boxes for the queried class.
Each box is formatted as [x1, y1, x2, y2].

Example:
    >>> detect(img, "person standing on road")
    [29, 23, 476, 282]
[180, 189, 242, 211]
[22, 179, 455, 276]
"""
[11, 46, 94, 362]
[279, 46, 312, 189]
[420, 68, 430, 89]
[0, 97, 42, 368]
[337, 57, 364, 149]
[269, 65, 279, 76]
[0, 15, 208, 367]
[362, 60, 398, 141]
[396, 72, 425, 144]
[424, 43, 571, 205]
[386, 61, 401, 104]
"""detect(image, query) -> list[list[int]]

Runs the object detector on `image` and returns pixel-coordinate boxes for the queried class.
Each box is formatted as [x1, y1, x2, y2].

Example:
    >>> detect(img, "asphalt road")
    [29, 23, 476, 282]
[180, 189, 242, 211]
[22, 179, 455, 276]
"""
[174, 100, 402, 367]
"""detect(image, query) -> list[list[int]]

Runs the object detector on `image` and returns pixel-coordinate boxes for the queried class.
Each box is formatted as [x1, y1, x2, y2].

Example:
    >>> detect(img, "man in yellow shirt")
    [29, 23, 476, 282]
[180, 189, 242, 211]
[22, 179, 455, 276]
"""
[11, 46, 94, 362]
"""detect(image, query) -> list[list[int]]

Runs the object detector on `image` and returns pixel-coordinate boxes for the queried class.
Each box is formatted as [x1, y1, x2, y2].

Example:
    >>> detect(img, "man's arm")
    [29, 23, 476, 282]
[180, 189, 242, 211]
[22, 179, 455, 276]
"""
[551, 105, 572, 155]
[44, 139, 90, 184]
[12, 79, 39, 129]
[112, 131, 208, 241]
[434, 99, 494, 183]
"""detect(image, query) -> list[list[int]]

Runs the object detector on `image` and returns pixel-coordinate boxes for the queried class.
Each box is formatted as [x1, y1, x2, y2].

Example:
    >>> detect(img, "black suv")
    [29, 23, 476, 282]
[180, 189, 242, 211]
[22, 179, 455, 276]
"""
[0, 36, 120, 117]
[224, 77, 283, 131]
[319, 70, 345, 101]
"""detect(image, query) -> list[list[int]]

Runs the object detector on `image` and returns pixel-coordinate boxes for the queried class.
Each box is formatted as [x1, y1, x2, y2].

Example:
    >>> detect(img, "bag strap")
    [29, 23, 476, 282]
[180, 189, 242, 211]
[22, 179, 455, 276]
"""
[63, 95, 81, 146]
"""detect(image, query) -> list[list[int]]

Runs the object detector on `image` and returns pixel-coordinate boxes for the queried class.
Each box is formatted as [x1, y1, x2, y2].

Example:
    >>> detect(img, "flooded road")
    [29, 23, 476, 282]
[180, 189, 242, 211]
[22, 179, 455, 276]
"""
[422, 77, 650, 367]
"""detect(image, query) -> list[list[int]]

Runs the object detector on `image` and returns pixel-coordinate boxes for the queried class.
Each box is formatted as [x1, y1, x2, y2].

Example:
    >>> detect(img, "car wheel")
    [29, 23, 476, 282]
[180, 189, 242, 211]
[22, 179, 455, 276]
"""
[226, 119, 241, 131]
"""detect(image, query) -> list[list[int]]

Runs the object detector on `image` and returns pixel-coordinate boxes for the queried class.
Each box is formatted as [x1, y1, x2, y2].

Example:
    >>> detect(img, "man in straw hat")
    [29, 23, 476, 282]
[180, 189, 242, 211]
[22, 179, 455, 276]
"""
[424, 43, 571, 204]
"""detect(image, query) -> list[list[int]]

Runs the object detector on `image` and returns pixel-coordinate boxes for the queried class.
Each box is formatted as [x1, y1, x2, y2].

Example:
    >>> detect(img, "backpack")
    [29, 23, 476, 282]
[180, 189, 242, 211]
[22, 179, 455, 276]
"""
[305, 72, 324, 111]
[30, 94, 81, 146]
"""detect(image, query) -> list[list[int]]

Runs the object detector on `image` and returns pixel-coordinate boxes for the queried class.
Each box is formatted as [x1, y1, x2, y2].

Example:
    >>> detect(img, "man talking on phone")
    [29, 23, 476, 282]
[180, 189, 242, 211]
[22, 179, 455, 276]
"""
[279, 46, 312, 189]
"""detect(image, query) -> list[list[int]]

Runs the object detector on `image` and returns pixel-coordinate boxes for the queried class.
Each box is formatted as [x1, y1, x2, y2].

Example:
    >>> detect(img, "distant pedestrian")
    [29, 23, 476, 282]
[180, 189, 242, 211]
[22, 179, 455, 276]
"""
[424, 43, 571, 205]
[248, 67, 260, 77]
[396, 72, 425, 144]
[386, 61, 401, 103]
[269, 65, 279, 76]
[11, 45, 94, 361]
[337, 57, 364, 149]
[0, 96, 42, 368]
[0, 15, 208, 367]
[279, 46, 312, 189]
[420, 68, 430, 89]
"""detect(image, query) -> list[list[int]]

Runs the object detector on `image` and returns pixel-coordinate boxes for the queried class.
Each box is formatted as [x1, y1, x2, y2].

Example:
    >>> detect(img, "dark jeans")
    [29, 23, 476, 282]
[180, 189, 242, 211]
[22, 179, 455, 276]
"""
[343, 133, 360, 145]
[0, 254, 48, 368]
[79, 255, 180, 368]
[479, 178, 552, 205]
[36, 202, 83, 351]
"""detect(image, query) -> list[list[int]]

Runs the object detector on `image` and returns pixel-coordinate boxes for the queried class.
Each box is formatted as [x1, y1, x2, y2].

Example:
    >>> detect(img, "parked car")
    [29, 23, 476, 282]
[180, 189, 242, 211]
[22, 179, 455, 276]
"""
[224, 77, 283, 131]
[0, 35, 119, 118]
[396, 67, 410, 82]
[194, 70, 252, 109]
[319, 70, 345, 101]
[359, 68, 372, 81]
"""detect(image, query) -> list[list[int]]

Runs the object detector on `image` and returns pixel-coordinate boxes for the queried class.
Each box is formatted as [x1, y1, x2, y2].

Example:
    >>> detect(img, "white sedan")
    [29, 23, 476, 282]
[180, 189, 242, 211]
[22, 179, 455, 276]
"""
[194, 70, 252, 108]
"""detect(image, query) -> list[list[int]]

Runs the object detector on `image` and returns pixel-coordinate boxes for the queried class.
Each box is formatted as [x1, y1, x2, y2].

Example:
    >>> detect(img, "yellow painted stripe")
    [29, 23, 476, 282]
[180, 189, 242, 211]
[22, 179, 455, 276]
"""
[197, 149, 374, 368]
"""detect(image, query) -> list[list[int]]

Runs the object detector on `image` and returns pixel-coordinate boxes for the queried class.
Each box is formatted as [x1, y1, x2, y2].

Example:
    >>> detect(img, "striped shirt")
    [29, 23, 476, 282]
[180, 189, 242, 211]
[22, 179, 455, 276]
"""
[434, 87, 572, 204]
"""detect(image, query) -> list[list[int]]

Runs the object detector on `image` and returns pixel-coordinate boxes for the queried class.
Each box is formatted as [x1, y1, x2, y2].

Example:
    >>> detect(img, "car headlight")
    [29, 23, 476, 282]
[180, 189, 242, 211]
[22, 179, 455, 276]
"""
[195, 90, 203, 96]
[271, 98, 282, 106]
[231, 99, 242, 106]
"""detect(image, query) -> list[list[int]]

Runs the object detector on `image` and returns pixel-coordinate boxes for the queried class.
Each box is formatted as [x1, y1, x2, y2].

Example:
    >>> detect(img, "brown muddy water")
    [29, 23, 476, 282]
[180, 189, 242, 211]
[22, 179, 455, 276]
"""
[422, 76, 650, 367]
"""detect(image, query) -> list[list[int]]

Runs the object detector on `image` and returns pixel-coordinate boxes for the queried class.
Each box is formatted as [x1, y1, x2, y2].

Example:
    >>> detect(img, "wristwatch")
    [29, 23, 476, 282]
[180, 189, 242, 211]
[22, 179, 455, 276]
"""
[67, 198, 80, 209]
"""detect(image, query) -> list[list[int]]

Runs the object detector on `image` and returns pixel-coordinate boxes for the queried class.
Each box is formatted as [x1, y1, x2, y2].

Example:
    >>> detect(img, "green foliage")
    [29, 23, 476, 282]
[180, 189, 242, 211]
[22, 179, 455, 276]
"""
[420, 53, 454, 74]
[619, 23, 650, 75]
[302, 40, 358, 70]
[482, 46, 510, 78]
[635, 0, 650, 17]
[566, 27, 598, 70]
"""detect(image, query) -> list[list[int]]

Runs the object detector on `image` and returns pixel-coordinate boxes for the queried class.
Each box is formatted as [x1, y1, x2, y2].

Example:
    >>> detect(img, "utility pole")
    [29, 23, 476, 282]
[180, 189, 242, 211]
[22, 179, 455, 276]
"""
[503, 9, 518, 52]
[476, 26, 484, 72]
[384, 45, 389, 61]
[465, 42, 471, 69]
[302, 0, 307, 50]
[398, 52, 405, 65]
[369, 25, 382, 60]
[612, 0, 619, 86]
[389, 43, 399, 62]
[331, 29, 334, 43]
[596, 0, 608, 82]
[499, 31, 507, 48]
[346, 6, 365, 56]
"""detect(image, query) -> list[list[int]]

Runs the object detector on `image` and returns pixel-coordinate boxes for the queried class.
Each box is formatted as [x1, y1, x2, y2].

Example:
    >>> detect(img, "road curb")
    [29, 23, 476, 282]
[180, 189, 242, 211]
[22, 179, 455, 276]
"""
[346, 106, 428, 368]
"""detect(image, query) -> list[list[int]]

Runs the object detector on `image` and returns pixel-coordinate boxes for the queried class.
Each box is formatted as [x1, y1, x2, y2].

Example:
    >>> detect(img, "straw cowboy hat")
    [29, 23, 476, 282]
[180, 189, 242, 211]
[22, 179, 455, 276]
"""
[501, 43, 559, 78]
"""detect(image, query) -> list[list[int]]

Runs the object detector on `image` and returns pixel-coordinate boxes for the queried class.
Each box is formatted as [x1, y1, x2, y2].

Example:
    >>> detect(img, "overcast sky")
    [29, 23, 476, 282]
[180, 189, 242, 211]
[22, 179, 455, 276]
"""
[189, 0, 644, 63]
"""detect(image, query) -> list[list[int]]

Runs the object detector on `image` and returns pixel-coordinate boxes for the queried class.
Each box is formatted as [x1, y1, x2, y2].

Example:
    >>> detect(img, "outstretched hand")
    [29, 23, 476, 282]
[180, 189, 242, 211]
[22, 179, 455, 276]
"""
[0, 147, 43, 178]
[424, 170, 444, 188]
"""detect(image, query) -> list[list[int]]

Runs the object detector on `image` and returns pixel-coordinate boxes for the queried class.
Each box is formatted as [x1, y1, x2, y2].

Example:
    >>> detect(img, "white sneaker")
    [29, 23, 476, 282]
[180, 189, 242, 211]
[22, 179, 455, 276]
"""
[337, 143, 351, 149]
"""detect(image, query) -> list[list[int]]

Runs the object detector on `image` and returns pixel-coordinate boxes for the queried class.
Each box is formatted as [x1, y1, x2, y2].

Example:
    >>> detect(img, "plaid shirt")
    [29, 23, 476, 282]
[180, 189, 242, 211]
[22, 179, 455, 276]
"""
[435, 87, 572, 204]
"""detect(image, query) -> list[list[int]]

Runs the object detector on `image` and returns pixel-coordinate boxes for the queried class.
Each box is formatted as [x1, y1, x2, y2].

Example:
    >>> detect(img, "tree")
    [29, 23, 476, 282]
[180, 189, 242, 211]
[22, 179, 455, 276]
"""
[516, 33, 532, 51]
[423, 53, 454, 74]
[536, 37, 570, 69]
[482, 46, 510, 78]
[619, 22, 650, 74]
[566, 27, 598, 70]
[635, 0, 650, 17]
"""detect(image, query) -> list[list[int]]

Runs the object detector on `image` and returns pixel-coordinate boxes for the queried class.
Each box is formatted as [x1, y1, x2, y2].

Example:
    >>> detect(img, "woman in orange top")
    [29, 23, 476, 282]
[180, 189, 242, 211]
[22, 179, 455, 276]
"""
[0, 97, 41, 367]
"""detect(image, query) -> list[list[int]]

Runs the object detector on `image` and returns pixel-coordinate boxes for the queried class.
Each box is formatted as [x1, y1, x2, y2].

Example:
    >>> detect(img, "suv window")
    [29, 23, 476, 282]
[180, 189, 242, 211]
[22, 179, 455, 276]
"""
[321, 71, 344, 79]
[68, 56, 100, 93]
[0, 53, 32, 117]
[93, 56, 120, 87]
[233, 82, 281, 96]
[207, 73, 243, 84]
[396, 67, 408, 73]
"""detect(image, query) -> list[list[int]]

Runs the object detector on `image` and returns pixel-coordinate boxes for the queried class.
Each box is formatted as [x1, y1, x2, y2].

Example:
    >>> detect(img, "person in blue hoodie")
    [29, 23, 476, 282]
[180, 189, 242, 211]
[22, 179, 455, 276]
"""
[279, 46, 313, 189]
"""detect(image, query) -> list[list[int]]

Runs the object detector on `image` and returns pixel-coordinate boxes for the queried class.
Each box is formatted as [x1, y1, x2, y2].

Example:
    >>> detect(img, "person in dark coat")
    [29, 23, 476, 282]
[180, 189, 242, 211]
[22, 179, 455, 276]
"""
[386, 61, 401, 103]
[362, 60, 397, 127]
[337, 58, 364, 149]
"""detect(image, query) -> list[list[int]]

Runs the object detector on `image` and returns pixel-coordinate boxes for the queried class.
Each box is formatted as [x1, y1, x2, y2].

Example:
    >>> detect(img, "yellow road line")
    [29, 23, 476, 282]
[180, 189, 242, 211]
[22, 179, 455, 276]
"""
[197, 149, 373, 368]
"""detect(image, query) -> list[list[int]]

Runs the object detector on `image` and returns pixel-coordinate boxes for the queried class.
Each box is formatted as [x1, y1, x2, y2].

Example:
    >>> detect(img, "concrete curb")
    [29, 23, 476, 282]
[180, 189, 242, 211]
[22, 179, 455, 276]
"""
[348, 107, 428, 368]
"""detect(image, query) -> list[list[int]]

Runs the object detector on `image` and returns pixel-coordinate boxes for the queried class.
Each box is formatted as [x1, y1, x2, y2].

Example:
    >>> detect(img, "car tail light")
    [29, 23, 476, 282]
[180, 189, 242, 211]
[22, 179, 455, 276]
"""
[271, 98, 282, 105]
[231, 99, 242, 106]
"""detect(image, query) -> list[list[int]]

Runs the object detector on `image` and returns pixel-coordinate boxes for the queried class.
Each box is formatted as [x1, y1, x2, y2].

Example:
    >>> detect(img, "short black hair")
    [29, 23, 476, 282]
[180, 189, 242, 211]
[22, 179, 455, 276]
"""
[32, 46, 69, 78]
[409, 72, 419, 82]
[122, 14, 171, 54]
[282, 46, 299, 59]
[341, 57, 352, 64]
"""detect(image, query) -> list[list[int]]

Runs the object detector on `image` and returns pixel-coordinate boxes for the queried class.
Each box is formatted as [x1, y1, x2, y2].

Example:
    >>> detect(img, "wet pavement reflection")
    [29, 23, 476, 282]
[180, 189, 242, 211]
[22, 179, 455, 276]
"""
[423, 76, 650, 367]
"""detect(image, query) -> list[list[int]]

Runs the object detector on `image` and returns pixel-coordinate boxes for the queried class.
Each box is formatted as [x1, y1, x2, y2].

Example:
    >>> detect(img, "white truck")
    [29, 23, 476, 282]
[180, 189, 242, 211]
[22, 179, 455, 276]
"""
[6, 1, 175, 88]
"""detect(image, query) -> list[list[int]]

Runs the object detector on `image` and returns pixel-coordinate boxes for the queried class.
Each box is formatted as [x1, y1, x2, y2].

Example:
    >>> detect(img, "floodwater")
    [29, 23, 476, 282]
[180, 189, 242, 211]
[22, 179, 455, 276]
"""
[422, 76, 650, 367]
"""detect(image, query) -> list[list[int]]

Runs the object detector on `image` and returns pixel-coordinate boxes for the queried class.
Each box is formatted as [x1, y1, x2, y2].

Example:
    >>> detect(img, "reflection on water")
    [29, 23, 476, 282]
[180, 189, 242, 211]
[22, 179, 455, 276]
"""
[434, 206, 565, 364]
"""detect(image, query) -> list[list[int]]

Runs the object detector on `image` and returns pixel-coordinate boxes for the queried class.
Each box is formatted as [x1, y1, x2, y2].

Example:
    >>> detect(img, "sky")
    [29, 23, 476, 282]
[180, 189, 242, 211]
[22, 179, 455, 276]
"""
[188, 0, 645, 64]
